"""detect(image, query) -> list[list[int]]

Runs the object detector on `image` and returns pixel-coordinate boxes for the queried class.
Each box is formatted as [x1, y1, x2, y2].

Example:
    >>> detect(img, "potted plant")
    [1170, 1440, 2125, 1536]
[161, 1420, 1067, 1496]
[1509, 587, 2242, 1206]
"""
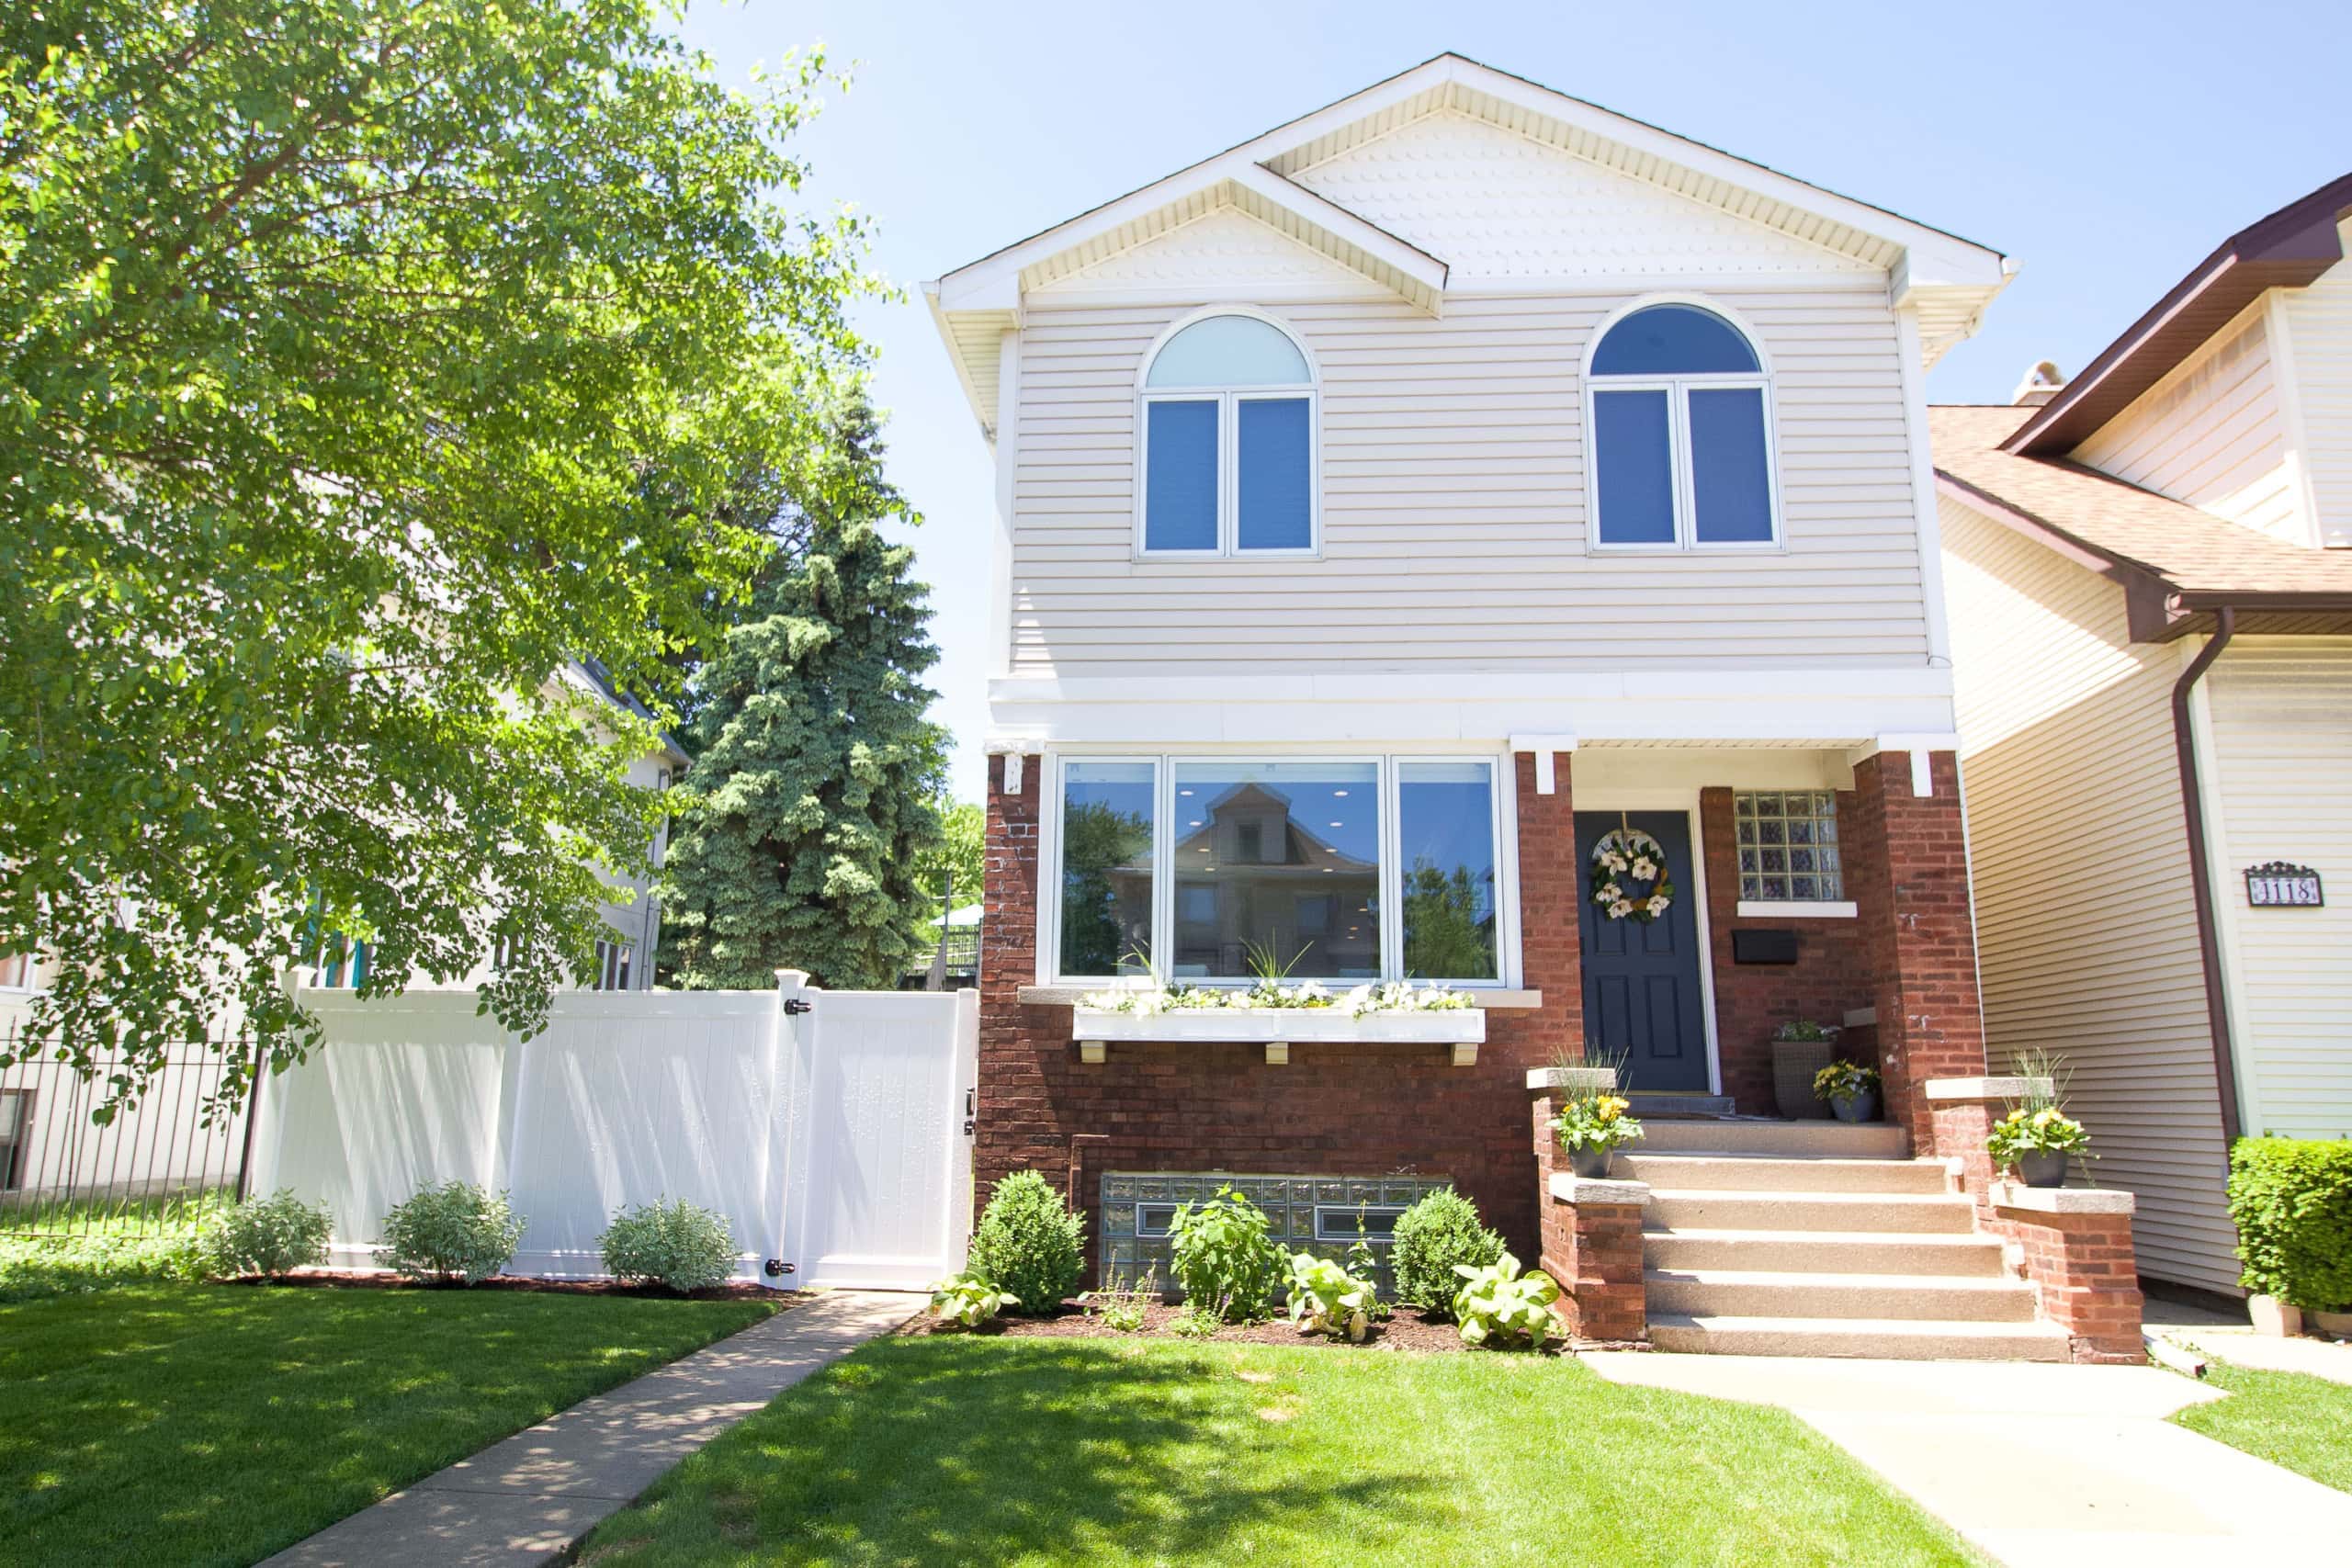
[1812, 1060, 1881, 1123]
[1551, 1092, 1645, 1179]
[1770, 1020, 1839, 1120]
[1987, 1105, 2091, 1188]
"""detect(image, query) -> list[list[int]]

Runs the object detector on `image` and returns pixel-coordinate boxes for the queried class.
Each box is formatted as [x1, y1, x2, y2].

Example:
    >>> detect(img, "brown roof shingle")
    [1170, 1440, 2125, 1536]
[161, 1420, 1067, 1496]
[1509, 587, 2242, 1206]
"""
[1930, 403, 2352, 600]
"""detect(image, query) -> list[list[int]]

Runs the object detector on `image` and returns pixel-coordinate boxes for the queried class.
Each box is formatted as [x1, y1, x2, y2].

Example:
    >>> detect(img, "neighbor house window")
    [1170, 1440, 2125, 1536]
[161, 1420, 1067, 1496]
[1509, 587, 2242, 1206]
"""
[0, 1089, 27, 1190]
[1051, 755, 1507, 985]
[1736, 791, 1842, 901]
[0, 952, 34, 990]
[1589, 302, 1778, 549]
[1139, 311, 1317, 556]
[592, 939, 634, 991]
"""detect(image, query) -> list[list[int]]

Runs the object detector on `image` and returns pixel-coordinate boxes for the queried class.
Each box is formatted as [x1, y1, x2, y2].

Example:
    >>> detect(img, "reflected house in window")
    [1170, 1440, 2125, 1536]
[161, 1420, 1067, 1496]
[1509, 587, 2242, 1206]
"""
[1170, 777, 1380, 979]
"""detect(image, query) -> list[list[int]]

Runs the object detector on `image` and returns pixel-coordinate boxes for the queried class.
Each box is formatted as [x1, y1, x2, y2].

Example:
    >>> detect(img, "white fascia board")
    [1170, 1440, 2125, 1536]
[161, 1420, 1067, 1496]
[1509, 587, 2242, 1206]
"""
[990, 669, 1955, 706]
[1227, 164, 1449, 299]
[922, 281, 996, 439]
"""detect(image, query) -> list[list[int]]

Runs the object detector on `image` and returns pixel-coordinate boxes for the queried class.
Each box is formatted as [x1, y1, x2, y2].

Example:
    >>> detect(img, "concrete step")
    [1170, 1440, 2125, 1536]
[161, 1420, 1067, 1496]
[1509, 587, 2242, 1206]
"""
[1647, 1312, 2072, 1361]
[1645, 1189, 1976, 1235]
[1624, 1093, 1736, 1117]
[1646, 1268, 2040, 1323]
[1643, 1228, 2007, 1278]
[1634, 1120, 1910, 1158]
[1617, 1153, 1949, 1195]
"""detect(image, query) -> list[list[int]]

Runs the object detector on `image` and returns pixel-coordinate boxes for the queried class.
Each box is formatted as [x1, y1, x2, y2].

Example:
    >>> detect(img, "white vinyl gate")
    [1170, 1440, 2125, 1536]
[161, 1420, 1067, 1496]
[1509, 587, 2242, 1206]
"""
[249, 974, 978, 1289]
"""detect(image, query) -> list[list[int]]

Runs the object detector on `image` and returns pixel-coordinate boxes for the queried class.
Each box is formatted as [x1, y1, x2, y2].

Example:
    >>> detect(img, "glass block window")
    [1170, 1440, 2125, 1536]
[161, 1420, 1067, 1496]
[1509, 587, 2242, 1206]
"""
[1735, 791, 1843, 901]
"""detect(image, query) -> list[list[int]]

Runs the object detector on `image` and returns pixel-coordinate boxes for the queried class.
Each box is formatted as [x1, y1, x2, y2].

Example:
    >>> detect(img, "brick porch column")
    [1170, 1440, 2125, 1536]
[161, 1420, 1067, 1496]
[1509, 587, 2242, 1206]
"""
[1849, 750, 1989, 1158]
[1532, 1094, 1648, 1345]
[1988, 1182, 2146, 1364]
[977, 752, 1050, 1218]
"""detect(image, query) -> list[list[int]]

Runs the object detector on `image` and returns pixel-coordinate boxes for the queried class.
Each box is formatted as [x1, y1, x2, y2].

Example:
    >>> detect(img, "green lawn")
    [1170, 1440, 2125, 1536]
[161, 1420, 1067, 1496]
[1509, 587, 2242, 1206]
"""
[2173, 1359, 2352, 1495]
[1, 1282, 783, 1567]
[578, 1337, 1977, 1567]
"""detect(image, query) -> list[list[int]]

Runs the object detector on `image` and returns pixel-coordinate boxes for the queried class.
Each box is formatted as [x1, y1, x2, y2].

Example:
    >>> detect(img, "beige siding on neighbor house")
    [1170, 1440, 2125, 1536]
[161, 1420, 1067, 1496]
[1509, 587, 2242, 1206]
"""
[1941, 496, 2238, 1293]
[2070, 305, 2302, 544]
[1009, 279, 1931, 677]
[2199, 637, 2352, 1140]
[2277, 221, 2352, 547]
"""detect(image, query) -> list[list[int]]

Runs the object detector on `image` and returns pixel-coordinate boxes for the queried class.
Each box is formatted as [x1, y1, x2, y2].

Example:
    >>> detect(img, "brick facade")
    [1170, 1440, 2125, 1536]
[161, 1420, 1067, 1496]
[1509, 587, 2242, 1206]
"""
[1531, 1095, 1646, 1344]
[1989, 1192, 2148, 1364]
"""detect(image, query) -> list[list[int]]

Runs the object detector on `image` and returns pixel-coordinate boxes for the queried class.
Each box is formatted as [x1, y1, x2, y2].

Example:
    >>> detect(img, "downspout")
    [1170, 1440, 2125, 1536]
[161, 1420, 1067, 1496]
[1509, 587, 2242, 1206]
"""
[2169, 606, 2242, 1145]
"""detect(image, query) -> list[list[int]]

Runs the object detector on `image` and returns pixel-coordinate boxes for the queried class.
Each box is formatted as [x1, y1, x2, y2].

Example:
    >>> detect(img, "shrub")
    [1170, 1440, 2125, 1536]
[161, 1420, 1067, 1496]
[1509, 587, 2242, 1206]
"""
[2230, 1137, 2352, 1311]
[203, 1189, 332, 1280]
[966, 1170, 1085, 1315]
[1167, 1184, 1283, 1322]
[931, 1271, 1019, 1327]
[379, 1181, 526, 1284]
[599, 1198, 737, 1293]
[1451, 1251, 1560, 1348]
[1390, 1189, 1504, 1318]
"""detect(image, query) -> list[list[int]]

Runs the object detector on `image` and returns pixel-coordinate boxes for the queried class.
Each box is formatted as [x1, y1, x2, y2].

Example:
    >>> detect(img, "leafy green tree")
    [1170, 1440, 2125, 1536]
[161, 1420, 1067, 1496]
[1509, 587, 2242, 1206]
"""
[0, 0, 877, 1106]
[1401, 861, 1497, 980]
[658, 400, 946, 990]
[910, 795, 984, 952]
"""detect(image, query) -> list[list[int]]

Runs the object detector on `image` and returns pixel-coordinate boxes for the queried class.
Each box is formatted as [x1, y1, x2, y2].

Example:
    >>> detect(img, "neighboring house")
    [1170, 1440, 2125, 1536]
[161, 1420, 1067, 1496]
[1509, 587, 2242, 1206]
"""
[923, 56, 2099, 1356]
[1937, 174, 2352, 1297]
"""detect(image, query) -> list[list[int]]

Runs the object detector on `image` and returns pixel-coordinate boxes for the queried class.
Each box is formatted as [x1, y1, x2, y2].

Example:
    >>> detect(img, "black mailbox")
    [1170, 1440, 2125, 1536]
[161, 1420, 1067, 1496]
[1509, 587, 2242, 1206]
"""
[1732, 929, 1801, 964]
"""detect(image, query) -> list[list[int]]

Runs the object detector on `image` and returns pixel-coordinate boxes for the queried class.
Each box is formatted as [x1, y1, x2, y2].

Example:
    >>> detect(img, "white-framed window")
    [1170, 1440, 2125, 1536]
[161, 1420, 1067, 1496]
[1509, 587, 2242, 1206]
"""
[1312, 1204, 1407, 1243]
[1735, 791, 1843, 901]
[1048, 754, 1510, 986]
[0, 952, 36, 991]
[592, 939, 634, 991]
[1136, 310, 1318, 558]
[1586, 299, 1781, 551]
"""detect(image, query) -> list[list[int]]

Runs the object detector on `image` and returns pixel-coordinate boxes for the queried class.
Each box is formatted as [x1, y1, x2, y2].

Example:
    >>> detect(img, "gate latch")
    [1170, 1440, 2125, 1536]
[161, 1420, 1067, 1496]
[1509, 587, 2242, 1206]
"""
[782, 998, 813, 1016]
[963, 1087, 977, 1137]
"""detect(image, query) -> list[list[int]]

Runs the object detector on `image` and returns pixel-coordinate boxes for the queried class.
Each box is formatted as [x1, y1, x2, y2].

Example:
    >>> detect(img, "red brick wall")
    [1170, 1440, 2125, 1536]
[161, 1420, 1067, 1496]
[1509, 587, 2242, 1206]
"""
[1532, 1094, 1646, 1344]
[1698, 786, 1877, 1115]
[976, 752, 1584, 1276]
[1990, 1198, 2147, 1364]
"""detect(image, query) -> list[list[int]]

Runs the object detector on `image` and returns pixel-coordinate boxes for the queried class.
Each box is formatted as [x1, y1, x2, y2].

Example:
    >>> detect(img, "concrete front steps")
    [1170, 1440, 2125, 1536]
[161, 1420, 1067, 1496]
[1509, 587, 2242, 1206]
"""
[1626, 1121, 2069, 1361]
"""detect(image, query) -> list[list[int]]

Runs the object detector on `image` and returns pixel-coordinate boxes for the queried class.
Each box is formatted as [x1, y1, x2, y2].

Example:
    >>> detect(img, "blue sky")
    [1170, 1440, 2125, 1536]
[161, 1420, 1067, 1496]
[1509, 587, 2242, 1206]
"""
[676, 0, 2352, 802]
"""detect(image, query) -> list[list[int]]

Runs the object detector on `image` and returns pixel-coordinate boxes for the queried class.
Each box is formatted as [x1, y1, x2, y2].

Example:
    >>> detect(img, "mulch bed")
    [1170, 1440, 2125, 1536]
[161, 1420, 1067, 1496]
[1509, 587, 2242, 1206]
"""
[228, 1269, 806, 1304]
[900, 1299, 1566, 1355]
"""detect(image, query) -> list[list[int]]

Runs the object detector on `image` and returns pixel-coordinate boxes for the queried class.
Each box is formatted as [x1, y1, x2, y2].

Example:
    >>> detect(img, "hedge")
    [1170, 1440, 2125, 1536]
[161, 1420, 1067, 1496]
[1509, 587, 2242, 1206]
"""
[2228, 1137, 2352, 1311]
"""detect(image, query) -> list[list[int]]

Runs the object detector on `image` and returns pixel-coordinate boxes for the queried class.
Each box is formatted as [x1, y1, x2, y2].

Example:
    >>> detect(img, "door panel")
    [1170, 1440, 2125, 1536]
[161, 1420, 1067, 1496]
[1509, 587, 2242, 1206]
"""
[1577, 811, 1710, 1092]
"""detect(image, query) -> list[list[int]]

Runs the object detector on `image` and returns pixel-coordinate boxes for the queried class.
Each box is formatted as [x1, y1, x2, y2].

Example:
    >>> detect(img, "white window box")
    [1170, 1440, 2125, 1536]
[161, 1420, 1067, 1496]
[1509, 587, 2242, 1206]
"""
[1069, 1006, 1485, 1066]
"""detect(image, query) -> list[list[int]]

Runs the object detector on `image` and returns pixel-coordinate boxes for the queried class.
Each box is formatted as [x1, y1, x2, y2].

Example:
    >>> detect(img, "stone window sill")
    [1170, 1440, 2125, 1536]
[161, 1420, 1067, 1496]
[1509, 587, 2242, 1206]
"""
[1734, 900, 1857, 919]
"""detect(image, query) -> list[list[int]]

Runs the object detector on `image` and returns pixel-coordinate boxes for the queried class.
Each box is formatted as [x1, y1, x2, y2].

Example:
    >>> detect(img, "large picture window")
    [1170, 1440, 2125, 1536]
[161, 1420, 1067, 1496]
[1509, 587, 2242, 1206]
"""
[1589, 301, 1779, 550]
[1050, 755, 1508, 986]
[1138, 311, 1317, 557]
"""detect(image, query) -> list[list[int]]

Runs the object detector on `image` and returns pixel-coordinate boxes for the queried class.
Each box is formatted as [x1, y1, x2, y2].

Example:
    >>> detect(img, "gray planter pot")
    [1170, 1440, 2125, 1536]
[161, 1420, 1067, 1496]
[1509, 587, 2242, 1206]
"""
[2016, 1148, 2069, 1188]
[1567, 1145, 1613, 1179]
[1771, 1039, 1836, 1120]
[1829, 1089, 1880, 1123]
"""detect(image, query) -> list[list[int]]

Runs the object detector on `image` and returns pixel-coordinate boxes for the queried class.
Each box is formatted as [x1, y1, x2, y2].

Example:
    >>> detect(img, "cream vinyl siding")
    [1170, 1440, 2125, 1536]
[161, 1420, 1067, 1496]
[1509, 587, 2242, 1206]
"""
[1941, 497, 2239, 1293]
[2200, 638, 2352, 1139]
[2277, 221, 2352, 548]
[1009, 283, 1929, 676]
[2070, 308, 2302, 544]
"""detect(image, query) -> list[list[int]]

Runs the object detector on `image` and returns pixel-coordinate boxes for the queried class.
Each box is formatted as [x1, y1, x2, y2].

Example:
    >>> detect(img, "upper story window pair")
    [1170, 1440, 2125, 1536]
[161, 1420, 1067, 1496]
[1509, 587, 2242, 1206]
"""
[1136, 301, 1781, 558]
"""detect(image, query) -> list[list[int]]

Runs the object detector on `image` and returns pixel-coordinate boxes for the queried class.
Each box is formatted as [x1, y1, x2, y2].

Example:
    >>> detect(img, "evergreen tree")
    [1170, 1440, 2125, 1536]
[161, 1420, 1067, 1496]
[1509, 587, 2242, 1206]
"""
[660, 402, 946, 989]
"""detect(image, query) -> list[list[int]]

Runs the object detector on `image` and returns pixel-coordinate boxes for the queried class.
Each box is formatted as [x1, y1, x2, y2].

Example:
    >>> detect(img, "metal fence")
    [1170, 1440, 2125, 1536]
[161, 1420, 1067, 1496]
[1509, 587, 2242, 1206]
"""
[0, 1025, 260, 1239]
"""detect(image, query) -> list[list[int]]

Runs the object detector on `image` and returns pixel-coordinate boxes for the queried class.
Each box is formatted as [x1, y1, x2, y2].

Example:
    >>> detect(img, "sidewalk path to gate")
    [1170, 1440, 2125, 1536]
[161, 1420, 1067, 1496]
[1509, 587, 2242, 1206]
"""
[1583, 1351, 2352, 1567]
[263, 1289, 922, 1568]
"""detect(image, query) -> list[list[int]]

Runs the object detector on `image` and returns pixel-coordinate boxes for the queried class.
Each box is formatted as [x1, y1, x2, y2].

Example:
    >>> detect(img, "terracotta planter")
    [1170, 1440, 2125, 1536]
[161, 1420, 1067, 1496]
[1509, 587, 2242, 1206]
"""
[2015, 1149, 2069, 1189]
[2307, 1307, 2352, 1338]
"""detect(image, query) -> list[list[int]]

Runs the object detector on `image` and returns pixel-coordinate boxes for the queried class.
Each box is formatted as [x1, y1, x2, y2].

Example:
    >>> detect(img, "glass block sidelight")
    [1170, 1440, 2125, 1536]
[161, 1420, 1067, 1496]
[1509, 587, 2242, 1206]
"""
[1735, 790, 1842, 901]
[1098, 1171, 1455, 1298]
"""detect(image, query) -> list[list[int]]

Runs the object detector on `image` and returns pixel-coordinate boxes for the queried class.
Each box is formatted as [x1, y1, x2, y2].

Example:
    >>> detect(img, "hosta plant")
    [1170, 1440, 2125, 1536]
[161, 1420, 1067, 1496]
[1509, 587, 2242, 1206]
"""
[1286, 1252, 1377, 1342]
[931, 1271, 1020, 1328]
[1451, 1252, 1561, 1348]
[1167, 1185, 1282, 1322]
[599, 1199, 737, 1293]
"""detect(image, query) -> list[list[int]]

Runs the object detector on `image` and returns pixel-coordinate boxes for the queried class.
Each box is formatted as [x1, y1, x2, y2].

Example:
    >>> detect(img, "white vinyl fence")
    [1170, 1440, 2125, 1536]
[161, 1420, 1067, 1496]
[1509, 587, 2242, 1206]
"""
[247, 974, 977, 1289]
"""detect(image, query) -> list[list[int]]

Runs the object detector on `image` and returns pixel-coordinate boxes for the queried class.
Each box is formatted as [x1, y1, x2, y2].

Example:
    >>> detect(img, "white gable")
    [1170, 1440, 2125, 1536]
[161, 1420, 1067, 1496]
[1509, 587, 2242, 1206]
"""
[1291, 111, 1876, 281]
[1030, 205, 1394, 301]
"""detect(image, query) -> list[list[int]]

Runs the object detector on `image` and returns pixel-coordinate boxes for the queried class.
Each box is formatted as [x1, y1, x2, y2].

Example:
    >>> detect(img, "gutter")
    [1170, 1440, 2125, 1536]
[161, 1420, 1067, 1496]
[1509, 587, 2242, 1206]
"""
[2168, 606, 2242, 1145]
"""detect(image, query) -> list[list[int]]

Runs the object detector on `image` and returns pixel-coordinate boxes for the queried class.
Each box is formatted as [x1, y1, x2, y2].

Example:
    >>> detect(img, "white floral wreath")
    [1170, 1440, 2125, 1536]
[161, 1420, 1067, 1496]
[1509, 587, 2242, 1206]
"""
[1590, 826, 1676, 923]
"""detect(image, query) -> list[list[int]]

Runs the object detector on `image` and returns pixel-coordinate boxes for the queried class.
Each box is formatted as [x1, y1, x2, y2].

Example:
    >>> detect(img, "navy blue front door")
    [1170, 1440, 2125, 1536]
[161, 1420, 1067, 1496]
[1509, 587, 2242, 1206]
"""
[1577, 811, 1709, 1092]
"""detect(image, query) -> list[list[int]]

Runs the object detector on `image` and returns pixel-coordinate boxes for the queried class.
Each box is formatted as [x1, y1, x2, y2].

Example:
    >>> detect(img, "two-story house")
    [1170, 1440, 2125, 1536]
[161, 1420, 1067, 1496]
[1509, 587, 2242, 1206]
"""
[1937, 174, 2352, 1300]
[927, 56, 2099, 1358]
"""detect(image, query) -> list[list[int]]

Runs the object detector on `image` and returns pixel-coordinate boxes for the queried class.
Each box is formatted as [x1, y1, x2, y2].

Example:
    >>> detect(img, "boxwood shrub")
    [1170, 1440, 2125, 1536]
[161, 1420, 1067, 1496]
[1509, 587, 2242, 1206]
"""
[2229, 1137, 2352, 1310]
[1390, 1188, 1504, 1319]
[966, 1169, 1085, 1314]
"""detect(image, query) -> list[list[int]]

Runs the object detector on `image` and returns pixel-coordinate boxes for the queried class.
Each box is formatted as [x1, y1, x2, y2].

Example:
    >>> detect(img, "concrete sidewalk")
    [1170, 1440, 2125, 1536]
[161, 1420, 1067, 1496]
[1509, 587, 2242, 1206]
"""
[1584, 1352, 2352, 1568]
[264, 1289, 921, 1568]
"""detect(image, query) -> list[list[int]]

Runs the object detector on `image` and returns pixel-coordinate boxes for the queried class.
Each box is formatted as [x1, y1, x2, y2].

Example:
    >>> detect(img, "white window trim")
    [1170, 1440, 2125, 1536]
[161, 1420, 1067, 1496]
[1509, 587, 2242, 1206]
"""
[1582, 294, 1783, 554]
[1736, 899, 1858, 919]
[1134, 306, 1321, 561]
[1042, 750, 1518, 989]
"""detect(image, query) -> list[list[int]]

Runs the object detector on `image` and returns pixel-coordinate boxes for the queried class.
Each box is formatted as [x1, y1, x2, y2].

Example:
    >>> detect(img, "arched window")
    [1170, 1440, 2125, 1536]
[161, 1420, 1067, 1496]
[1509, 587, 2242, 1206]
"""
[1587, 302, 1779, 549]
[1138, 311, 1317, 556]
